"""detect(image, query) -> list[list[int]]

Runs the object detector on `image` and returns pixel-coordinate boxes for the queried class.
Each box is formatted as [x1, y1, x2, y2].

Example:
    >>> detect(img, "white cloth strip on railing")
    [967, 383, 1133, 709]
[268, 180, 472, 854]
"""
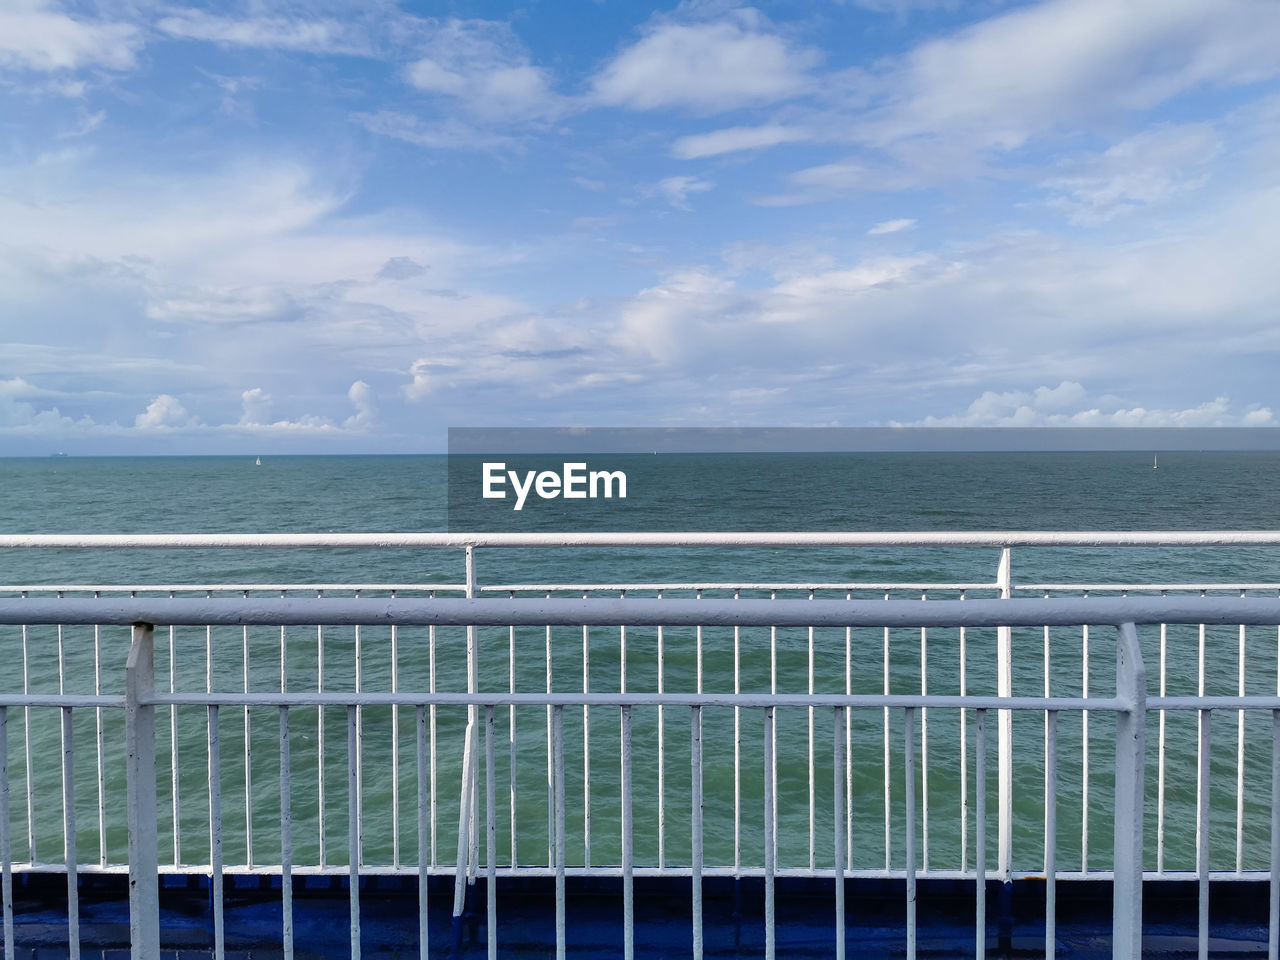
[7, 530, 1280, 547]
[12, 594, 1280, 627]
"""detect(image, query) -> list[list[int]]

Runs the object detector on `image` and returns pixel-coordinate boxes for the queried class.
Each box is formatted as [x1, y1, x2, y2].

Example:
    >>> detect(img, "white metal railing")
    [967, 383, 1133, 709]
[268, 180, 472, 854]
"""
[4, 532, 1280, 960]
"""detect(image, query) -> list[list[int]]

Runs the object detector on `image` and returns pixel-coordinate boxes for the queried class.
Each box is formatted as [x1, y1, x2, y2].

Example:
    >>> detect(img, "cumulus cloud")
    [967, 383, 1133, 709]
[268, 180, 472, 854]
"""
[592, 10, 819, 112]
[402, 357, 459, 400]
[895, 382, 1275, 427]
[239, 387, 272, 425]
[0, 0, 140, 72]
[134, 394, 194, 430]
[344, 380, 374, 429]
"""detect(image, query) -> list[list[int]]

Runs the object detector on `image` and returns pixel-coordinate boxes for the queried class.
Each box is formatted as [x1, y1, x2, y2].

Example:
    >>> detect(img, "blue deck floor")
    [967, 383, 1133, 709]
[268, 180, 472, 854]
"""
[6, 874, 1274, 958]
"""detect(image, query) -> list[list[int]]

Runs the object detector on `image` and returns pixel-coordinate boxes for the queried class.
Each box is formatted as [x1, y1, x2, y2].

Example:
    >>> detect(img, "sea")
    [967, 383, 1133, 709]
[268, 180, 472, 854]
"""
[2, 452, 1279, 882]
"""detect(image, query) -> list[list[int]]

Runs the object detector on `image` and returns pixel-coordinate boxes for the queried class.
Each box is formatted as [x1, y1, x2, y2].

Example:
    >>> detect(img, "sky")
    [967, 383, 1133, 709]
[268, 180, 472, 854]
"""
[2, 0, 1280, 454]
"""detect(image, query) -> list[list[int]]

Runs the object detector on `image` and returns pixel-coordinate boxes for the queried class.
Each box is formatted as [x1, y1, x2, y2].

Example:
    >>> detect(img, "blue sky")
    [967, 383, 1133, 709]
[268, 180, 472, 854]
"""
[2, 0, 1280, 454]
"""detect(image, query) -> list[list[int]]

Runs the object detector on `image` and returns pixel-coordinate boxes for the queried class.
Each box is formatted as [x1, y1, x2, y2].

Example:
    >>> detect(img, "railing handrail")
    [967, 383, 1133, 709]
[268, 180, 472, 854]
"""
[5, 530, 1280, 548]
[3, 594, 1280, 627]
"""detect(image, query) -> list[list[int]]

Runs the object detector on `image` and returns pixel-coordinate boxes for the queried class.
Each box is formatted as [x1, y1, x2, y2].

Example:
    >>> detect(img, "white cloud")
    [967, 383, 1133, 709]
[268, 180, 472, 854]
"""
[649, 175, 714, 210]
[404, 18, 560, 122]
[1042, 123, 1221, 224]
[352, 110, 516, 151]
[0, 0, 140, 72]
[134, 394, 193, 430]
[239, 387, 272, 425]
[859, 0, 1280, 151]
[402, 357, 455, 400]
[156, 11, 363, 54]
[670, 124, 811, 159]
[867, 218, 916, 235]
[344, 380, 374, 429]
[897, 383, 1275, 427]
[591, 11, 818, 112]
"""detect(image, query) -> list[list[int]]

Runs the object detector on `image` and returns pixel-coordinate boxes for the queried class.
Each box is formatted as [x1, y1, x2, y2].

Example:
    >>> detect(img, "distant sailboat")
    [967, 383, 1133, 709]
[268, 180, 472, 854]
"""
[1153, 454, 1158, 470]
[255, 456, 262, 466]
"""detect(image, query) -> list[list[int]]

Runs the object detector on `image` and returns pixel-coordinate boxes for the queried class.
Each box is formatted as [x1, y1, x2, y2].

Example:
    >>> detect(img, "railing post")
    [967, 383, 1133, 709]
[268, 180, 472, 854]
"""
[1113, 622, 1146, 960]
[996, 547, 1013, 879]
[126, 622, 160, 959]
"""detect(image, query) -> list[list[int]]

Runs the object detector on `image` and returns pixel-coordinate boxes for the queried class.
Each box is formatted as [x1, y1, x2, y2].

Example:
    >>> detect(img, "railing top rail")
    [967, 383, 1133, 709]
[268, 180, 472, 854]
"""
[5, 595, 1280, 628]
[5, 530, 1280, 549]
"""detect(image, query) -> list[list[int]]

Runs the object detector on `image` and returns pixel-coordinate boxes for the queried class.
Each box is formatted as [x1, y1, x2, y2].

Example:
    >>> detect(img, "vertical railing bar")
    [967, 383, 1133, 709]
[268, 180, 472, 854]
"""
[354, 591, 364, 876]
[1158, 603, 1168, 874]
[280, 611, 292, 960]
[280, 704, 294, 960]
[905, 705, 917, 960]
[920, 590, 929, 873]
[621, 704, 634, 960]
[696, 589, 704, 700]
[692, 704, 704, 960]
[771, 592, 779, 859]
[1198, 707, 1211, 960]
[734, 589, 742, 877]
[210, 702, 224, 960]
[0, 706, 12, 960]
[554, 704, 566, 960]
[1045, 709, 1057, 960]
[1238, 609, 1247, 875]
[1042, 596, 1050, 890]
[1270, 707, 1280, 960]
[583, 593, 591, 871]
[429, 592, 437, 869]
[126, 624, 159, 960]
[242, 598, 254, 868]
[833, 706, 846, 960]
[1113, 621, 1145, 960]
[1274, 607, 1280, 960]
[61, 705, 79, 960]
[348, 704, 361, 960]
[976, 708, 987, 960]
[961, 590, 969, 874]
[317, 608, 327, 870]
[509, 608, 517, 869]
[94, 600, 107, 869]
[391, 594, 400, 871]
[846, 591, 853, 872]
[21, 618, 33, 864]
[546, 592, 554, 870]
[658, 590, 666, 869]
[996, 548, 1013, 881]
[417, 704, 429, 960]
[169, 612, 181, 869]
[808, 591, 815, 873]
[764, 706, 776, 960]
[1082, 594, 1090, 873]
[486, 704, 497, 960]
[883, 592, 891, 871]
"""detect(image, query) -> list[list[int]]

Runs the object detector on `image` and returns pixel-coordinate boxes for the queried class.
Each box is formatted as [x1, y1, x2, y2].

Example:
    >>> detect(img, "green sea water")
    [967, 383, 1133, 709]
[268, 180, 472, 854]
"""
[2, 452, 1279, 879]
